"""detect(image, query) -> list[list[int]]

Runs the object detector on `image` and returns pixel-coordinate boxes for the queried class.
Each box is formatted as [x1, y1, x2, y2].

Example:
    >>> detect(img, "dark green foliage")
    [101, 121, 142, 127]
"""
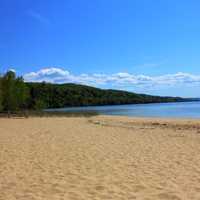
[1, 71, 17, 111]
[1, 71, 29, 112]
[0, 71, 193, 113]
[15, 77, 29, 110]
[26, 82, 188, 109]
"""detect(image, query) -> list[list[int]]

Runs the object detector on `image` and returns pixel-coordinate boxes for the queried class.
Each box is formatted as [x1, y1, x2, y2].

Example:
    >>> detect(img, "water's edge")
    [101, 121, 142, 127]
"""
[46, 101, 200, 119]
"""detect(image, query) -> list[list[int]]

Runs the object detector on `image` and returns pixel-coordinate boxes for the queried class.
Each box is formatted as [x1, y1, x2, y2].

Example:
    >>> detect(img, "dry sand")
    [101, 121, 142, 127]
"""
[0, 116, 200, 200]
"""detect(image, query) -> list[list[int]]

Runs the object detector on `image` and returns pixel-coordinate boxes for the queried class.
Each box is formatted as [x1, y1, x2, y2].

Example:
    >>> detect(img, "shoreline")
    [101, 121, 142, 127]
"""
[1, 113, 200, 123]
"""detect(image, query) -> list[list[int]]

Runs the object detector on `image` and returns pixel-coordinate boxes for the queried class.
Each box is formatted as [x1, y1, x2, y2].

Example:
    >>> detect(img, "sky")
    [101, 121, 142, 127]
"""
[1, 0, 200, 97]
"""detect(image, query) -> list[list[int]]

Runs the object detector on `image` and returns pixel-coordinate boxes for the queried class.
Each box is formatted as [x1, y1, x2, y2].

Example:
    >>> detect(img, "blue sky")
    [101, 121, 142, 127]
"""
[1, 0, 200, 97]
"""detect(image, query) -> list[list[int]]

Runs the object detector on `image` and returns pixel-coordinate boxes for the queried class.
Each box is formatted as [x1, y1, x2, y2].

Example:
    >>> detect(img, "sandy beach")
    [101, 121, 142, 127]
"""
[0, 116, 200, 200]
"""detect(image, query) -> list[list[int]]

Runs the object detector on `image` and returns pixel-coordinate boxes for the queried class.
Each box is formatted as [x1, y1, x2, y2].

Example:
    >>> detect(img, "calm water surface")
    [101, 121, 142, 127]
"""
[47, 101, 200, 119]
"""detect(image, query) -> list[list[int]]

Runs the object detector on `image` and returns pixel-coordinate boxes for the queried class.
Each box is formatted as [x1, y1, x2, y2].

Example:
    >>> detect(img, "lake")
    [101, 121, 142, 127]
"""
[46, 101, 200, 119]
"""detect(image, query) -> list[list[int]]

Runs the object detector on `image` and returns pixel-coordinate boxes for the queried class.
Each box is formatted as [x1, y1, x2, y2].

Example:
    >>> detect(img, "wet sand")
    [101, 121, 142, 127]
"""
[0, 116, 200, 200]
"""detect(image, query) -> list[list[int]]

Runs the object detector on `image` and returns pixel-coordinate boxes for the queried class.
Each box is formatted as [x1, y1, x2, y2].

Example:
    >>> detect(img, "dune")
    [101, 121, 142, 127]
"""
[0, 116, 200, 200]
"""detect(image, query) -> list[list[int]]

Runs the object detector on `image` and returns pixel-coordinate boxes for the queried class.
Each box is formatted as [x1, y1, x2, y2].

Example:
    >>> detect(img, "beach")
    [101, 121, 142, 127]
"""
[0, 116, 200, 200]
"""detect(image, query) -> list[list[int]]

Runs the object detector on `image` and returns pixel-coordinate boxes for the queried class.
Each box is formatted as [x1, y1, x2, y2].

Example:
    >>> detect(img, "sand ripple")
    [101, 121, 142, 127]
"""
[0, 116, 200, 199]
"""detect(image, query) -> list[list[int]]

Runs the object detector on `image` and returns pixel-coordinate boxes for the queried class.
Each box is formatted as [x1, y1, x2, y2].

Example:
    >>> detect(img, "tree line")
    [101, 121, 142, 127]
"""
[0, 70, 192, 114]
[0, 71, 29, 113]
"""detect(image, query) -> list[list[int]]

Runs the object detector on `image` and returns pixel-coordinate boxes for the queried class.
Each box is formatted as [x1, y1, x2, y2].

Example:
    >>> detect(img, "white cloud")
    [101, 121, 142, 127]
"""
[24, 67, 200, 89]
[8, 68, 16, 73]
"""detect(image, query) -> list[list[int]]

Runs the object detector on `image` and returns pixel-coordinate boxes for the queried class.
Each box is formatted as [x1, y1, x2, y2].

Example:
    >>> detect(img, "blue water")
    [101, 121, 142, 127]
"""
[46, 101, 200, 119]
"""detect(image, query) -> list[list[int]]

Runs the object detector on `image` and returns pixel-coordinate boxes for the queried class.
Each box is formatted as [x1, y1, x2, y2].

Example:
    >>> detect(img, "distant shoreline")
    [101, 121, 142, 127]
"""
[1, 99, 200, 119]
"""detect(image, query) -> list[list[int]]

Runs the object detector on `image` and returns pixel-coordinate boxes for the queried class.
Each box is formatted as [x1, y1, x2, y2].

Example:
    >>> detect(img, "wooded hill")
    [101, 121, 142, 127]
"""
[0, 71, 195, 112]
[27, 82, 188, 109]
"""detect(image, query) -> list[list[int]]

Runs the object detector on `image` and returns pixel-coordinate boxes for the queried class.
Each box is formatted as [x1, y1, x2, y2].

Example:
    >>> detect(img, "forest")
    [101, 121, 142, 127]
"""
[0, 71, 194, 113]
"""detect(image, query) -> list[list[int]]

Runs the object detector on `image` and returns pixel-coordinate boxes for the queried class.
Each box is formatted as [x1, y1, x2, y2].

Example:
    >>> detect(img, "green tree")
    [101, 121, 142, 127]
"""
[15, 76, 29, 110]
[34, 99, 46, 110]
[1, 71, 17, 112]
[1, 71, 30, 114]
